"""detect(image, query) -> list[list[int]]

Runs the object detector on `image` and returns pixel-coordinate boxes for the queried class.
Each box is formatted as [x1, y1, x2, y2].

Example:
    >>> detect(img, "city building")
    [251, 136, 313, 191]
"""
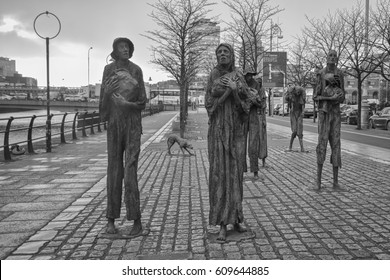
[344, 72, 389, 105]
[192, 18, 220, 77]
[0, 57, 16, 77]
[0, 57, 37, 87]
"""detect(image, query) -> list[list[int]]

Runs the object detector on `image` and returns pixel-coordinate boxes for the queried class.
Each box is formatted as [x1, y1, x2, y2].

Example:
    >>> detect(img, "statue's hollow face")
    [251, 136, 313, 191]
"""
[244, 74, 254, 83]
[327, 50, 338, 65]
[216, 46, 231, 66]
[116, 42, 130, 60]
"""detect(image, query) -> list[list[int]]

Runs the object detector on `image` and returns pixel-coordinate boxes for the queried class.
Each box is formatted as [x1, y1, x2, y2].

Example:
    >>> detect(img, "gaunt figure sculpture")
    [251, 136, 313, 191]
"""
[99, 37, 147, 236]
[313, 50, 345, 190]
[244, 70, 268, 178]
[285, 85, 306, 152]
[206, 43, 251, 242]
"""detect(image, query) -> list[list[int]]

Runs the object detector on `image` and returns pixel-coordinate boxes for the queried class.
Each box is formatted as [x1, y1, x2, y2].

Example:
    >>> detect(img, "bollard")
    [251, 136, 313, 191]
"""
[361, 100, 369, 129]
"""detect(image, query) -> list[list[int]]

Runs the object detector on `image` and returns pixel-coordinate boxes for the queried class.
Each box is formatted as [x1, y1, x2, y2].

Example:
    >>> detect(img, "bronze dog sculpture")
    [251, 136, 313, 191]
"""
[167, 134, 194, 156]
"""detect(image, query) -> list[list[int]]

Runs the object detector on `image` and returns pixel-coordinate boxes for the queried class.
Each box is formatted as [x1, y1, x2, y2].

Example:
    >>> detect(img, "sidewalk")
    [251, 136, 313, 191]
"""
[0, 108, 390, 260]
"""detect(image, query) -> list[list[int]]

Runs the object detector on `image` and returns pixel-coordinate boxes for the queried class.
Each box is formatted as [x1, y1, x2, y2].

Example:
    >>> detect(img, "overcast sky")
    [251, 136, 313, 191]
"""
[0, 0, 360, 87]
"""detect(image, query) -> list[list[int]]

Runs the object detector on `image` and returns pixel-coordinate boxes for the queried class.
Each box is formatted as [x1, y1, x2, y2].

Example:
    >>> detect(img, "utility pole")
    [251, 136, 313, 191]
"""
[88, 47, 93, 98]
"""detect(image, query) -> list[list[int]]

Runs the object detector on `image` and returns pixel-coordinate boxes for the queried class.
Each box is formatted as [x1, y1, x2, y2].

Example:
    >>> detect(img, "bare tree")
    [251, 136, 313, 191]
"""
[371, 0, 390, 104]
[288, 9, 348, 124]
[301, 11, 350, 67]
[338, 2, 385, 129]
[144, 0, 218, 137]
[371, 0, 390, 77]
[222, 0, 283, 72]
[288, 35, 320, 88]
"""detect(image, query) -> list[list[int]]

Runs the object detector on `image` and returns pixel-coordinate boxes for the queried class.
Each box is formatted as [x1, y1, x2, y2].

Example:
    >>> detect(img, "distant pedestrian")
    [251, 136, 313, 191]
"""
[99, 37, 147, 236]
[313, 50, 345, 190]
[285, 85, 306, 152]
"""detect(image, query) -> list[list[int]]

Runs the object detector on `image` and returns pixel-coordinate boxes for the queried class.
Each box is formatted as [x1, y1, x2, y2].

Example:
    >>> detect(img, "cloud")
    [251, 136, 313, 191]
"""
[0, 17, 18, 32]
[0, 16, 37, 40]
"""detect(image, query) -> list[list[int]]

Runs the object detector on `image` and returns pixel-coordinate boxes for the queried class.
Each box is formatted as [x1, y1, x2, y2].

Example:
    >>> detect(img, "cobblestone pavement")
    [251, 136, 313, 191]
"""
[1, 108, 390, 260]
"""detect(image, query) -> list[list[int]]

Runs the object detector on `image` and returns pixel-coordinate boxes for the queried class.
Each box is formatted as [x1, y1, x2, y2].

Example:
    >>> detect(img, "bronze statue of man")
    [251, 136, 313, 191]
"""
[244, 70, 268, 178]
[313, 50, 345, 190]
[206, 43, 251, 242]
[285, 85, 306, 152]
[99, 37, 147, 236]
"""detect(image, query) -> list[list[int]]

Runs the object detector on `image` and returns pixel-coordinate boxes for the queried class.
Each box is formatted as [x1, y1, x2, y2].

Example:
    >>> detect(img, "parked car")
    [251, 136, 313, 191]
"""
[0, 94, 14, 100]
[64, 95, 87, 102]
[36, 94, 47, 101]
[278, 104, 289, 116]
[10, 92, 28, 100]
[341, 105, 358, 125]
[368, 107, 390, 130]
[340, 104, 350, 112]
[303, 103, 317, 118]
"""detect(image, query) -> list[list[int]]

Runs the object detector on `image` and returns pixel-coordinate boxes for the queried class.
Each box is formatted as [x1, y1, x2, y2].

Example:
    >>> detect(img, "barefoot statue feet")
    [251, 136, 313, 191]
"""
[234, 223, 247, 233]
[216, 225, 227, 243]
[128, 218, 143, 236]
[106, 219, 116, 234]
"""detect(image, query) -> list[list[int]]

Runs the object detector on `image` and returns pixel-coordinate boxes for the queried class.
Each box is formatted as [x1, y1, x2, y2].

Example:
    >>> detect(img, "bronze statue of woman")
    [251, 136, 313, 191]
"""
[205, 43, 251, 242]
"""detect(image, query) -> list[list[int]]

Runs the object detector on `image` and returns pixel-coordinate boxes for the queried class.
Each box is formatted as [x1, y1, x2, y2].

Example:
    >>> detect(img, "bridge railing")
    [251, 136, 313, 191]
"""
[0, 104, 163, 161]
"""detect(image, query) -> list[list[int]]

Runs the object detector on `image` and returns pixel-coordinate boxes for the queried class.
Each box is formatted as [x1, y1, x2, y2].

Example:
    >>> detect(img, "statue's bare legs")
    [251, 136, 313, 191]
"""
[288, 135, 295, 151]
[317, 164, 341, 190]
[299, 137, 305, 152]
[316, 163, 323, 190]
[333, 166, 340, 189]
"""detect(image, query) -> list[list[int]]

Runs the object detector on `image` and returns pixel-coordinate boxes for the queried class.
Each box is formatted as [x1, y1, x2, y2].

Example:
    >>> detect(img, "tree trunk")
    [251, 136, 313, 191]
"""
[357, 76, 362, 130]
[180, 83, 185, 138]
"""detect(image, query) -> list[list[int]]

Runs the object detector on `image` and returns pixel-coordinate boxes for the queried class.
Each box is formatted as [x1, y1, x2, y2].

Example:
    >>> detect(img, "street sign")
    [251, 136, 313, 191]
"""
[262, 52, 287, 88]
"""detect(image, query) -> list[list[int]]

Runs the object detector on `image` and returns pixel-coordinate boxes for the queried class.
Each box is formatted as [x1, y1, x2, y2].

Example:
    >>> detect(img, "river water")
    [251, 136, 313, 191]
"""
[0, 109, 78, 151]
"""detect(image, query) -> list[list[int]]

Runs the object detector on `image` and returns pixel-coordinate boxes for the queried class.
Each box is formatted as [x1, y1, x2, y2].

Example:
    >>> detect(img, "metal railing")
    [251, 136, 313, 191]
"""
[0, 104, 163, 161]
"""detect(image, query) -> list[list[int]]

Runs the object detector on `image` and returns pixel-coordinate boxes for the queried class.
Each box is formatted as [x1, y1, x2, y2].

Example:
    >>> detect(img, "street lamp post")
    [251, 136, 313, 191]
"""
[88, 47, 93, 98]
[280, 71, 286, 117]
[34, 11, 61, 153]
[148, 77, 153, 115]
